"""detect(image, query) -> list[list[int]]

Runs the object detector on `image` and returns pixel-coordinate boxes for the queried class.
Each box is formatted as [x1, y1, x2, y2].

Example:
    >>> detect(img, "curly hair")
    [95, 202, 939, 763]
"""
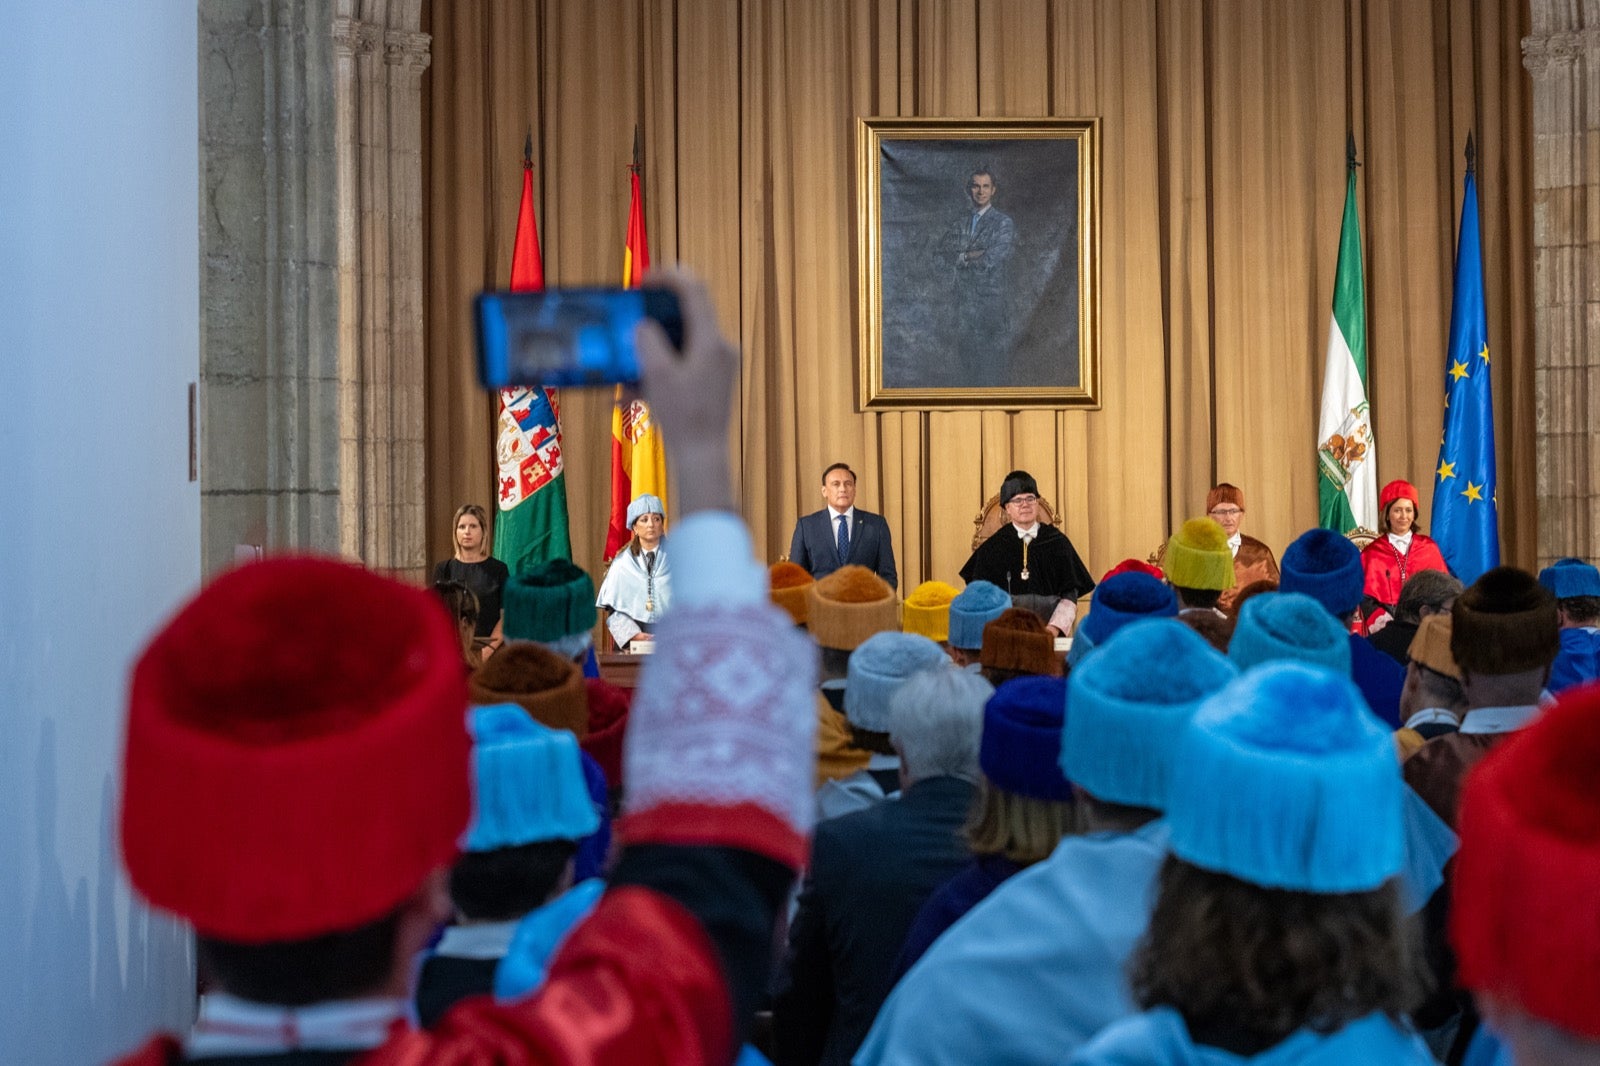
[1130, 857, 1426, 1044]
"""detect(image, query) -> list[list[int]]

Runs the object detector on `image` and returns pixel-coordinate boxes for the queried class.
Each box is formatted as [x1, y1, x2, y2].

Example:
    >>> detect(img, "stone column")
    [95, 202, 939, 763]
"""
[1525, 8, 1600, 566]
[199, 0, 341, 575]
[334, 4, 430, 582]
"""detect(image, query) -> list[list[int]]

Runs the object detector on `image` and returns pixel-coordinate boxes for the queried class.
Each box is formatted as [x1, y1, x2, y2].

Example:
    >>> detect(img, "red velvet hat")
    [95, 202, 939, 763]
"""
[121, 557, 471, 942]
[1452, 682, 1600, 1039]
[1379, 479, 1420, 520]
[1103, 558, 1165, 582]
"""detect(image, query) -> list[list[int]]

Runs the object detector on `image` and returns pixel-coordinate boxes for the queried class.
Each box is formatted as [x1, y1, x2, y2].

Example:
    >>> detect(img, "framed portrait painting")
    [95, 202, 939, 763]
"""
[856, 117, 1100, 409]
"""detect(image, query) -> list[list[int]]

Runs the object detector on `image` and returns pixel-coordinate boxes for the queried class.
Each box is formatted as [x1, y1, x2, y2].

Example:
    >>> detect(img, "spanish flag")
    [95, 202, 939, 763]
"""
[605, 130, 668, 560]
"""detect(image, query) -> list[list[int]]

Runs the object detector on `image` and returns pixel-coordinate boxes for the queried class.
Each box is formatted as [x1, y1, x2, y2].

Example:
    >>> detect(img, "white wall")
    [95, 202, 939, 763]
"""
[0, 3, 201, 1061]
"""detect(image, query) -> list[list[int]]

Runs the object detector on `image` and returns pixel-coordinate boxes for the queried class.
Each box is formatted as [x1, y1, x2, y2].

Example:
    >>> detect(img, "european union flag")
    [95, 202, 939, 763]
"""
[1431, 163, 1500, 584]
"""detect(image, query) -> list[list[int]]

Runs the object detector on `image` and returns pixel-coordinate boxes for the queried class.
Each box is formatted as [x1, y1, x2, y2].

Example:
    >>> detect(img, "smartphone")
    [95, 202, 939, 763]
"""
[475, 287, 684, 389]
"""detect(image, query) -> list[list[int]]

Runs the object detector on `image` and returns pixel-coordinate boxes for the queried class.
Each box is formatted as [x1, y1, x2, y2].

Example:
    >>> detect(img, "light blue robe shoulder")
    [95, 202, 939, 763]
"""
[853, 822, 1169, 1066]
[1065, 1008, 1435, 1065]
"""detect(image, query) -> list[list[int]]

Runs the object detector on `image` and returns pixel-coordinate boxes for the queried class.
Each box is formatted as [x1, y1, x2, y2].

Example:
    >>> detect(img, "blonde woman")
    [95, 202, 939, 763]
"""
[432, 503, 509, 655]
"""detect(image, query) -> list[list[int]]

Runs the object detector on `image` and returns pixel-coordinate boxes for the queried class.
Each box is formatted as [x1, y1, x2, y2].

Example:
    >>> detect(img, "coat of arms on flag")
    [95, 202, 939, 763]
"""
[1316, 402, 1372, 493]
[497, 386, 565, 510]
[618, 398, 653, 444]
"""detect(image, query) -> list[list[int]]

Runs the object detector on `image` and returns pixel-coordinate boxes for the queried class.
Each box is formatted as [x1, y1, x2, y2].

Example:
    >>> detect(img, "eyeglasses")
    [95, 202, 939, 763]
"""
[1008, 495, 1039, 505]
[1208, 507, 1243, 518]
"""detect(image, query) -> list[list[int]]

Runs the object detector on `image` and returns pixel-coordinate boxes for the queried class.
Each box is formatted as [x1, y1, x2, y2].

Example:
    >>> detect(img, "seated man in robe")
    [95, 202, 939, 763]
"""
[959, 470, 1094, 636]
[1204, 483, 1279, 610]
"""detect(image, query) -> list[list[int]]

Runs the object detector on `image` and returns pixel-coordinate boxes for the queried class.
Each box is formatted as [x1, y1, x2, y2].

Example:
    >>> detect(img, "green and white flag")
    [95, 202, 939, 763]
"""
[1316, 162, 1376, 533]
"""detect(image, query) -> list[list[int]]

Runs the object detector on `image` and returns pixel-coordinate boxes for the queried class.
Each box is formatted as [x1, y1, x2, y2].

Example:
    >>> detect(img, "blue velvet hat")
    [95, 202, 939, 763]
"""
[1062, 619, 1237, 810]
[846, 631, 949, 732]
[1539, 557, 1600, 601]
[948, 580, 1012, 651]
[1229, 592, 1353, 674]
[625, 494, 664, 528]
[463, 704, 600, 852]
[980, 676, 1073, 802]
[1078, 573, 1180, 649]
[1278, 528, 1364, 618]
[1166, 662, 1403, 893]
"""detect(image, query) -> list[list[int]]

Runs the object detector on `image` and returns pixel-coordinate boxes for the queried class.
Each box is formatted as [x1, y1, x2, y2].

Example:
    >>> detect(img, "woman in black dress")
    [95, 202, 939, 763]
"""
[433, 503, 510, 658]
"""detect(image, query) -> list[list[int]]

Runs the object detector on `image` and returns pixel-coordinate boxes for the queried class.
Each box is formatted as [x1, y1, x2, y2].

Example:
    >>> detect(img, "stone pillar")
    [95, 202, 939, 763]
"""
[199, 1, 428, 582]
[334, 4, 430, 582]
[199, 0, 341, 575]
[1525, 8, 1600, 566]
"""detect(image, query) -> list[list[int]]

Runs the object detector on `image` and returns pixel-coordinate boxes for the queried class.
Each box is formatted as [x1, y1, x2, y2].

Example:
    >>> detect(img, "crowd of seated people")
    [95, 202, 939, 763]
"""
[111, 268, 1600, 1066]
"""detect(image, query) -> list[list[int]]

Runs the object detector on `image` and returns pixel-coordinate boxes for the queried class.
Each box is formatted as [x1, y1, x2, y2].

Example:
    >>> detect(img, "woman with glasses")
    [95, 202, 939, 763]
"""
[959, 470, 1095, 637]
[1204, 484, 1280, 611]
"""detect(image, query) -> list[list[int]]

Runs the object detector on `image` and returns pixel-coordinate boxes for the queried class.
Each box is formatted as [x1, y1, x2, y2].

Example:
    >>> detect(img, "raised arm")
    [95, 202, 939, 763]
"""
[413, 268, 819, 1065]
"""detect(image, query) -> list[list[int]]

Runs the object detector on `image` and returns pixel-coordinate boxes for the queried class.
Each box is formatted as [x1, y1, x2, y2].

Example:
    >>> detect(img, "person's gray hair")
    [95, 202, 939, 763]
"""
[889, 665, 991, 783]
[1396, 569, 1465, 623]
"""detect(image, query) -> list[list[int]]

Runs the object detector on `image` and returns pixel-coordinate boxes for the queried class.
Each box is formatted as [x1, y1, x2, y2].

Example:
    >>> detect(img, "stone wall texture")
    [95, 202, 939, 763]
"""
[1526, 2, 1600, 567]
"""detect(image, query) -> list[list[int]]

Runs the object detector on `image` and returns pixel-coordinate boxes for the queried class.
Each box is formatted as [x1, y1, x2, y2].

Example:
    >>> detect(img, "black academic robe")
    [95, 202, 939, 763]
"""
[959, 524, 1095, 602]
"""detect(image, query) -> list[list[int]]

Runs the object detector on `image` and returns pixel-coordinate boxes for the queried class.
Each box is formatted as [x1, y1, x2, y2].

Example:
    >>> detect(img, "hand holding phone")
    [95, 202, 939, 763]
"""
[475, 287, 684, 389]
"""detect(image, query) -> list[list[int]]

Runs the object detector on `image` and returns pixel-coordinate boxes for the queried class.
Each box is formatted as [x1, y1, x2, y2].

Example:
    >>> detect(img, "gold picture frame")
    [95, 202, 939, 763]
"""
[857, 117, 1100, 410]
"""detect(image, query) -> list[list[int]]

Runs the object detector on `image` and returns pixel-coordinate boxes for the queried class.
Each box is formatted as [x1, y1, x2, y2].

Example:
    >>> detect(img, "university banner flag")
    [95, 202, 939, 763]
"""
[1317, 136, 1377, 534]
[1431, 140, 1500, 583]
[494, 138, 573, 575]
[605, 129, 668, 561]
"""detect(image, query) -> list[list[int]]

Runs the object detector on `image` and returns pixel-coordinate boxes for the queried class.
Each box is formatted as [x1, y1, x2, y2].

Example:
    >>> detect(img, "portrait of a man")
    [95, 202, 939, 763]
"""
[857, 118, 1099, 408]
[950, 168, 1018, 366]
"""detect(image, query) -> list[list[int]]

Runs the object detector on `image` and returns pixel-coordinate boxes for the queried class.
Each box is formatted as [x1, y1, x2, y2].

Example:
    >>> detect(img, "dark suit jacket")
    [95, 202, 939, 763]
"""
[771, 775, 976, 1066]
[789, 508, 898, 589]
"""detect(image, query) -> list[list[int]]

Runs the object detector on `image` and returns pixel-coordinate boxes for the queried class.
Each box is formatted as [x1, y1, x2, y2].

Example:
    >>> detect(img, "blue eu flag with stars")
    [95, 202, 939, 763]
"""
[1431, 164, 1500, 584]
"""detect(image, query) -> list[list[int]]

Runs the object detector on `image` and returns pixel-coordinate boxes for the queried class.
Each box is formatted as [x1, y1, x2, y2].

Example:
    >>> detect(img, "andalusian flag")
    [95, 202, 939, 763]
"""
[493, 139, 573, 574]
[1316, 137, 1377, 534]
[604, 129, 668, 561]
[1431, 141, 1500, 583]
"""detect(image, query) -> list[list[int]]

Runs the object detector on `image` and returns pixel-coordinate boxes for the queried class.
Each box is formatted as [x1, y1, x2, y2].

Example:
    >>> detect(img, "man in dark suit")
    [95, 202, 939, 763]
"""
[952, 167, 1016, 367]
[789, 463, 898, 589]
[771, 665, 988, 1066]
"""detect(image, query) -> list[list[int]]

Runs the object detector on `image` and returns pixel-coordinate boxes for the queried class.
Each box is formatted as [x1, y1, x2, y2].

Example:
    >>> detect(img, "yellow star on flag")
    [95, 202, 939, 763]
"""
[1437, 460, 1456, 482]
[1461, 482, 1484, 504]
[1449, 360, 1470, 382]
[1479, 343, 1491, 364]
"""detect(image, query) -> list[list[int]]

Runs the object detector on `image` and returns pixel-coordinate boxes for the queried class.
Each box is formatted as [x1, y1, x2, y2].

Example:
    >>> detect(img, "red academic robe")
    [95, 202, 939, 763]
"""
[1361, 533, 1449, 613]
[113, 886, 732, 1066]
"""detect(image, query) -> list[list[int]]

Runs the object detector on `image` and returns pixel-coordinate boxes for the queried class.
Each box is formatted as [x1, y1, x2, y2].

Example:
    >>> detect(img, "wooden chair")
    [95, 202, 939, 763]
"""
[971, 493, 1060, 552]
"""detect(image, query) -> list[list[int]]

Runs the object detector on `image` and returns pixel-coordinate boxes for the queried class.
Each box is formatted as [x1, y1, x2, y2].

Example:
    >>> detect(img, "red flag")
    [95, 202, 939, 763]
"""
[509, 161, 545, 291]
[606, 133, 668, 560]
[493, 146, 573, 573]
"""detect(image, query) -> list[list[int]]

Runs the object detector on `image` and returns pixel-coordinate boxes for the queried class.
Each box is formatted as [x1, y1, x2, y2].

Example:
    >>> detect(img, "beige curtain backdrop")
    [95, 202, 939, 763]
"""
[422, 0, 1534, 591]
